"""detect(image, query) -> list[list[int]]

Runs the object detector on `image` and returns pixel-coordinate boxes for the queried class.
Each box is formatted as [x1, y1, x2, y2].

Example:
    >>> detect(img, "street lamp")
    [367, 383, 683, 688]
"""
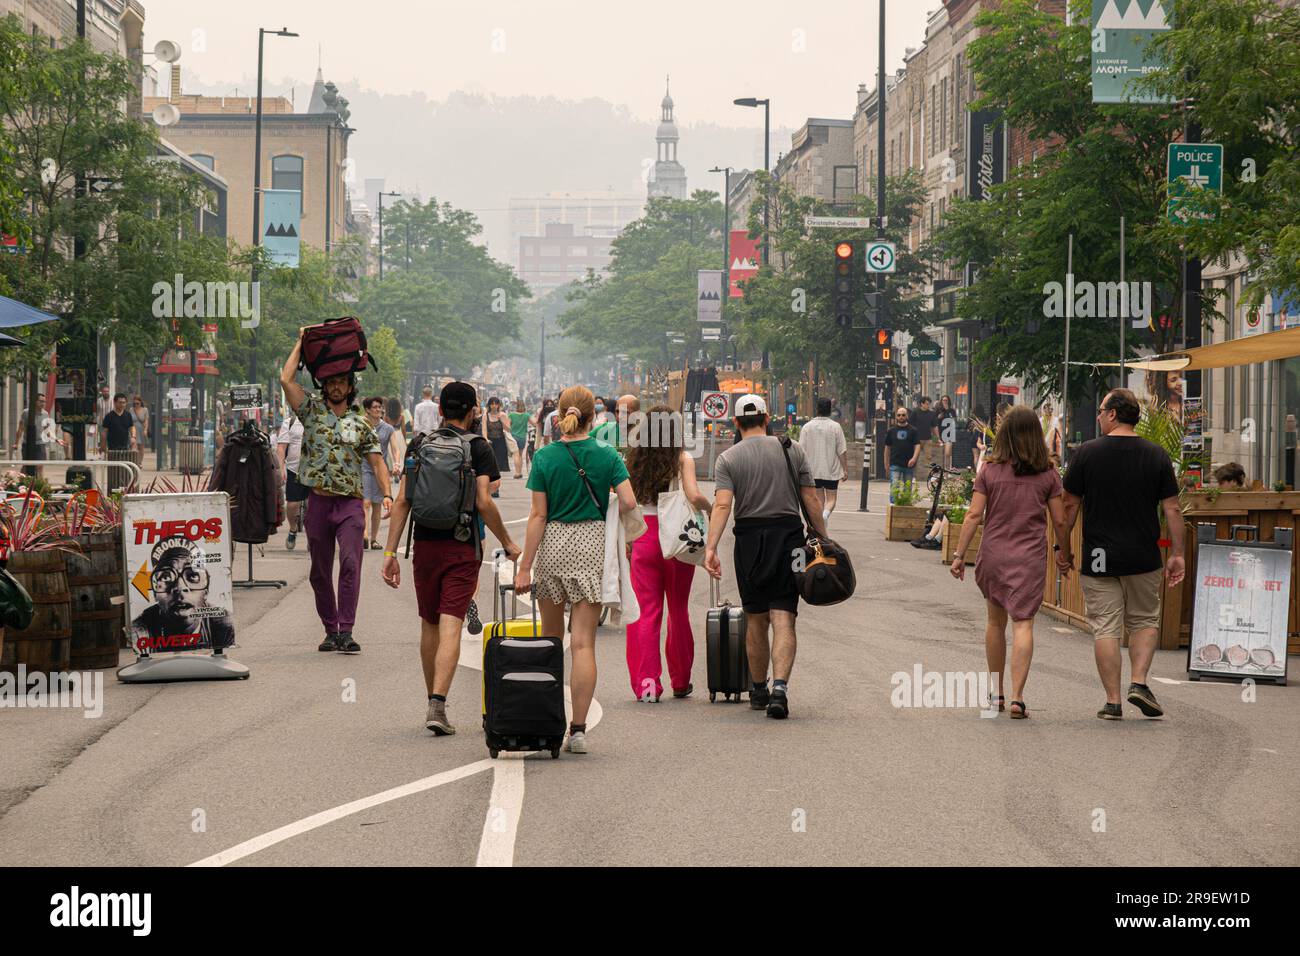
[376, 191, 400, 279]
[250, 26, 297, 387]
[733, 97, 770, 370]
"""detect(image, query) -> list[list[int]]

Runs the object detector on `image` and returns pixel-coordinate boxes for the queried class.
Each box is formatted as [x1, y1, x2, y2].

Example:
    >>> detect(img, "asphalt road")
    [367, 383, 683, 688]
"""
[2, 474, 1297, 866]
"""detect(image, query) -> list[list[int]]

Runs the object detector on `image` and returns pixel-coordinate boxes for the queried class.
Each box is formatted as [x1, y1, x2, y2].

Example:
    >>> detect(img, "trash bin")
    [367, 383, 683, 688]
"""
[179, 435, 204, 476]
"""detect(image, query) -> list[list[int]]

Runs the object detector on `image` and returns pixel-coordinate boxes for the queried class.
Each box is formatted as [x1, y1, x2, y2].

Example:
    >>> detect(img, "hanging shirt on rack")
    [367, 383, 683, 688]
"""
[208, 426, 281, 544]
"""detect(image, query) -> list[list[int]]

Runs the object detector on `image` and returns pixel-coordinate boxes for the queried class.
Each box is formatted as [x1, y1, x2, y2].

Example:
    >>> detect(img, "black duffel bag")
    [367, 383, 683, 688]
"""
[780, 438, 857, 606]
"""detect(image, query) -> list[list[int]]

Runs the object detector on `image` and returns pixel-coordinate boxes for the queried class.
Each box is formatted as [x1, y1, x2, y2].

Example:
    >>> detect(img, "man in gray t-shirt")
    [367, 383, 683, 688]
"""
[705, 394, 825, 722]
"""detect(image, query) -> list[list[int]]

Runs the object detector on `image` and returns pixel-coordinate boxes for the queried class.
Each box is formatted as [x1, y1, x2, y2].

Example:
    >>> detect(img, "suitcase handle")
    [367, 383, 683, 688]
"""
[492, 547, 537, 626]
[709, 575, 726, 609]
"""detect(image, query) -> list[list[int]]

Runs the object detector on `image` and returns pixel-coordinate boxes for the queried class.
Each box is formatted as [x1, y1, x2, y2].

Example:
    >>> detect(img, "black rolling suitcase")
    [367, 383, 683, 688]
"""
[483, 551, 566, 759]
[706, 578, 749, 702]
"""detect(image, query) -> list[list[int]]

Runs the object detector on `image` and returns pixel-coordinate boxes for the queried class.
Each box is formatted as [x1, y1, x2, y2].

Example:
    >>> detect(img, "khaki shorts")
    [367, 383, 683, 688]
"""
[1080, 570, 1163, 640]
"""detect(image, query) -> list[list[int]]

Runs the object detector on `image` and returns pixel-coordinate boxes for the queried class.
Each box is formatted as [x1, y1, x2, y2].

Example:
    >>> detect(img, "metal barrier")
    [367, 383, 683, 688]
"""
[0, 458, 143, 495]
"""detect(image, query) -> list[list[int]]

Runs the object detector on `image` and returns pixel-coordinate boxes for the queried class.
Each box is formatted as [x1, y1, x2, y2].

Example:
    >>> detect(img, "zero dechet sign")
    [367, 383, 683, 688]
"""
[865, 241, 896, 274]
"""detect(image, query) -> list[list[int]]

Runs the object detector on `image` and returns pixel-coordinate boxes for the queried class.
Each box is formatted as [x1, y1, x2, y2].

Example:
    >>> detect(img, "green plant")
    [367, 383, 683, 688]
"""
[946, 504, 969, 525]
[1275, 480, 1288, 493]
[891, 479, 920, 507]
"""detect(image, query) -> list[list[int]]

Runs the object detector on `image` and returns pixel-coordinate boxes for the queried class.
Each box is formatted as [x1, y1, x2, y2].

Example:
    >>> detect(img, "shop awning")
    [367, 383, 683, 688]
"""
[1087, 325, 1300, 372]
[0, 294, 60, 329]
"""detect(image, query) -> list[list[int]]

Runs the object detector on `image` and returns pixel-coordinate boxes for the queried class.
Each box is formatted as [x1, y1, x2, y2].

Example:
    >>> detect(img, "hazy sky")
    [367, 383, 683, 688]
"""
[148, 0, 935, 130]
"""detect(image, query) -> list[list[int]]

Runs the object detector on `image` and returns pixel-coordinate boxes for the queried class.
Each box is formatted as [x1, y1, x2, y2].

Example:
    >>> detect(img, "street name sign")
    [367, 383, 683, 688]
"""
[1167, 142, 1223, 224]
[864, 241, 897, 274]
[805, 215, 872, 230]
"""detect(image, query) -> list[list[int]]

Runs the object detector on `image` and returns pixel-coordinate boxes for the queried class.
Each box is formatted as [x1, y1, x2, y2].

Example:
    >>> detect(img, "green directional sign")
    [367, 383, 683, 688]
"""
[1167, 142, 1224, 224]
[907, 344, 941, 362]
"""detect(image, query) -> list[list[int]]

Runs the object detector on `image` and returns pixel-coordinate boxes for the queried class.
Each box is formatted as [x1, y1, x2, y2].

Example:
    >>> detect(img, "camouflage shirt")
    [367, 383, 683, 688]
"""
[295, 394, 380, 498]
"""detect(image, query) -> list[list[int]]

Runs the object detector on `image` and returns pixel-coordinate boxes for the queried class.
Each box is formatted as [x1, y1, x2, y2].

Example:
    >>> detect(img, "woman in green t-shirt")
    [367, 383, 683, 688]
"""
[509, 399, 530, 479]
[517, 385, 636, 755]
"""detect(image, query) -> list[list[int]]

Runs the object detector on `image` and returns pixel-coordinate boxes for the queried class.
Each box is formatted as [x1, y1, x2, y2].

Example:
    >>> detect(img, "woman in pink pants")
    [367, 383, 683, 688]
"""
[624, 407, 713, 701]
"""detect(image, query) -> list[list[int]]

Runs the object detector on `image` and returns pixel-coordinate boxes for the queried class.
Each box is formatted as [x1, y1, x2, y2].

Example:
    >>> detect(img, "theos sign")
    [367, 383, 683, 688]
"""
[966, 110, 1005, 202]
[122, 493, 235, 656]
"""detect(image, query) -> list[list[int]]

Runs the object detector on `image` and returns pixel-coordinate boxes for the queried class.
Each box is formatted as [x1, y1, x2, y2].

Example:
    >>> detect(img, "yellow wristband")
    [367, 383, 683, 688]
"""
[383, 550, 397, 557]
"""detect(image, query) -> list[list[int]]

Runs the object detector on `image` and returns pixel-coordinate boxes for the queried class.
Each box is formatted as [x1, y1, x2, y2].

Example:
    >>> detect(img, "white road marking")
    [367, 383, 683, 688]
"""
[192, 622, 596, 868]
[188, 760, 494, 867]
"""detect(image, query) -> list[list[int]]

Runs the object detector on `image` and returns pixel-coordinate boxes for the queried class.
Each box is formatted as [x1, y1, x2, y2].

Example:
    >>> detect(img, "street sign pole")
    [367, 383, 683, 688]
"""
[861, 0, 886, 512]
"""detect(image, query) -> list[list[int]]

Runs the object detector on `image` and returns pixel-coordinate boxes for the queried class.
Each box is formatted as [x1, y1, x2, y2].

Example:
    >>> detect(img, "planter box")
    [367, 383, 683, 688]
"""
[885, 504, 928, 542]
[941, 522, 982, 563]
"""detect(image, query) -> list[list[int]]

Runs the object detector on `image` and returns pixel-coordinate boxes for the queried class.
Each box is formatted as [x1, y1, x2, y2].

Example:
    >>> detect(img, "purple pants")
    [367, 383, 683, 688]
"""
[305, 491, 366, 633]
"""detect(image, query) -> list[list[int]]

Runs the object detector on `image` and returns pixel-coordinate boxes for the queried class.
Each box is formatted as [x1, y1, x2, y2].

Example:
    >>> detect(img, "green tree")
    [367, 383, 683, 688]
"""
[559, 191, 724, 366]
[0, 16, 225, 376]
[934, 0, 1188, 403]
[356, 325, 405, 398]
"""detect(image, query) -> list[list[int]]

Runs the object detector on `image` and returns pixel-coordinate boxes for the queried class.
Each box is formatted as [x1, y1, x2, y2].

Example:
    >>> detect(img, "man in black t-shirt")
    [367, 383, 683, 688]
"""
[100, 392, 137, 455]
[910, 396, 937, 465]
[883, 407, 920, 503]
[1061, 388, 1184, 721]
[379, 381, 520, 737]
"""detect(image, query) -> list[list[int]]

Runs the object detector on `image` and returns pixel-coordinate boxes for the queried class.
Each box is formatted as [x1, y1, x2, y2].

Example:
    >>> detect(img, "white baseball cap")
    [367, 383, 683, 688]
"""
[734, 393, 768, 417]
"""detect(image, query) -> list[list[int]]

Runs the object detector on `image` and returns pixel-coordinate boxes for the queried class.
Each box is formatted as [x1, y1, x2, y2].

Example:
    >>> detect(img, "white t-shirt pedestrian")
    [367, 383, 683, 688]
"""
[413, 398, 439, 434]
[277, 416, 304, 473]
[798, 415, 847, 482]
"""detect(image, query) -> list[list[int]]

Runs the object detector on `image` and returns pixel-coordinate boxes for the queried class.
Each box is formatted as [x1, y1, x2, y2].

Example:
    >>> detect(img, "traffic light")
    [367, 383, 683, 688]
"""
[833, 241, 858, 329]
[864, 291, 884, 328]
[874, 328, 893, 363]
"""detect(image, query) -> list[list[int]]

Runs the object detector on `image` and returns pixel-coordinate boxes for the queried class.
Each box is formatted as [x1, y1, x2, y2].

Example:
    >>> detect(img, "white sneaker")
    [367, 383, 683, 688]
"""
[564, 731, 588, 754]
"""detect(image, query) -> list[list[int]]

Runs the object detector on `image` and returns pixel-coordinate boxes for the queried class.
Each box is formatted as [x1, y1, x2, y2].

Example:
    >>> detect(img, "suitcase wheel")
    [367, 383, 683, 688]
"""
[489, 748, 499, 759]
[709, 691, 717, 702]
[550, 746, 561, 759]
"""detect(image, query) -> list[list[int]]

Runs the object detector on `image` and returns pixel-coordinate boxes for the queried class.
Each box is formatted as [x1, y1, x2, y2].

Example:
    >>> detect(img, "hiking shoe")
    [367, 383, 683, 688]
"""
[318, 632, 338, 652]
[336, 631, 360, 654]
[766, 687, 790, 720]
[425, 699, 455, 735]
[749, 684, 770, 710]
[564, 731, 588, 754]
[1127, 683, 1164, 718]
[285, 531, 297, 551]
[466, 600, 483, 635]
[672, 683, 693, 699]
[1097, 702, 1123, 720]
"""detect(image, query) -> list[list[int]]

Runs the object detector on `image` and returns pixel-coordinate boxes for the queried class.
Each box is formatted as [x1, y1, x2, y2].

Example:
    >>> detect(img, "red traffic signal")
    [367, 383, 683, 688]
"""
[835, 242, 854, 260]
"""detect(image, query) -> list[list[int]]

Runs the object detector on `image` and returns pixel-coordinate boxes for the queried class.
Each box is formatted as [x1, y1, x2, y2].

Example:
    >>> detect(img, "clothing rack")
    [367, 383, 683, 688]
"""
[229, 417, 286, 590]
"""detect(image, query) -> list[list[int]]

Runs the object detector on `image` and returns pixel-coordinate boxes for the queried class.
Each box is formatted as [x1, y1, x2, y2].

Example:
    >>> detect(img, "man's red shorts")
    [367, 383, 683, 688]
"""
[412, 539, 479, 623]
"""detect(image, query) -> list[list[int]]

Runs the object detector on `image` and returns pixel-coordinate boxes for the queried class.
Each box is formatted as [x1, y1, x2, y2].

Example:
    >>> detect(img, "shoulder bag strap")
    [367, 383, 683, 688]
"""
[560, 440, 605, 516]
[780, 437, 816, 537]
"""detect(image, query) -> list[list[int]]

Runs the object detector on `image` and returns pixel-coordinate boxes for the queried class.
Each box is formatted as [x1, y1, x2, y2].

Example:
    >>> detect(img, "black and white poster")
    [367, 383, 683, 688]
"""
[966, 110, 1006, 202]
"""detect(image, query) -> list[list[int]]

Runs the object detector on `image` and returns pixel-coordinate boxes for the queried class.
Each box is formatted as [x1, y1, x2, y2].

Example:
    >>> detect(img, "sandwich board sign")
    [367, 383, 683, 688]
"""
[1187, 526, 1291, 685]
[118, 492, 248, 682]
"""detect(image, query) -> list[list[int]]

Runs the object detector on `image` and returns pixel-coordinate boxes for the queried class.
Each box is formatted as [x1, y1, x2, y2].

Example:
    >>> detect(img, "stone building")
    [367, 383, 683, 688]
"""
[648, 79, 688, 201]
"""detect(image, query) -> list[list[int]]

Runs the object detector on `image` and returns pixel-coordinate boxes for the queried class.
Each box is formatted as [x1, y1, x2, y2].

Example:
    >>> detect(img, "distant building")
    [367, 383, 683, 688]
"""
[518, 222, 614, 298]
[648, 78, 688, 200]
[775, 118, 856, 205]
[142, 67, 354, 254]
[507, 191, 642, 273]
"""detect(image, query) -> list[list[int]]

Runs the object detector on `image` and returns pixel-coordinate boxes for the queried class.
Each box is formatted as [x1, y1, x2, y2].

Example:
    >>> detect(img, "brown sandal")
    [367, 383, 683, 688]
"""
[1009, 700, 1028, 719]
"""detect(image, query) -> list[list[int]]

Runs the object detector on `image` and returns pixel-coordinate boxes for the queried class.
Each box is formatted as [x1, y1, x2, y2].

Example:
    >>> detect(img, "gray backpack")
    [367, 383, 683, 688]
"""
[404, 428, 480, 551]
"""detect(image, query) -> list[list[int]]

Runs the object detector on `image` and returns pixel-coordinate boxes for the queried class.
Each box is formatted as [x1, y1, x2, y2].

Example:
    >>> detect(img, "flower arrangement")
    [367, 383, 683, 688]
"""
[1, 469, 53, 500]
[0, 490, 80, 554]
[56, 489, 123, 535]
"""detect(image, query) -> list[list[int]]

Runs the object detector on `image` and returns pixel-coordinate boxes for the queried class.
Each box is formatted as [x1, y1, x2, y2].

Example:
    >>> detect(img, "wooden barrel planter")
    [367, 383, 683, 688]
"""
[0, 550, 73, 675]
[66, 532, 125, 669]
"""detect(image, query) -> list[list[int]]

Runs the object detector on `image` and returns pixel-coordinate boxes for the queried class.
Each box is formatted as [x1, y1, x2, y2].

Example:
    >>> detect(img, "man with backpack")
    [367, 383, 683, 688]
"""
[381, 382, 520, 736]
[281, 331, 392, 655]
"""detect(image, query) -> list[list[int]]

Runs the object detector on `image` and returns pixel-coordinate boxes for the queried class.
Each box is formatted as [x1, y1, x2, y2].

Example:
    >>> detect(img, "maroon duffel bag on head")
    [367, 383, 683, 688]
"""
[299, 317, 377, 386]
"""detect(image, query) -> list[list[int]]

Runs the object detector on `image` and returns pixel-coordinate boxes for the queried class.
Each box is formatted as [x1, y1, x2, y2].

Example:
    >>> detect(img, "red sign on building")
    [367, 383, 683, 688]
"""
[729, 230, 760, 298]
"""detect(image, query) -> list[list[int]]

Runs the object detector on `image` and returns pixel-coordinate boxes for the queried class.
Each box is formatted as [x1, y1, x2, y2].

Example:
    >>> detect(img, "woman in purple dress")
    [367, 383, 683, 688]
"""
[949, 406, 1073, 719]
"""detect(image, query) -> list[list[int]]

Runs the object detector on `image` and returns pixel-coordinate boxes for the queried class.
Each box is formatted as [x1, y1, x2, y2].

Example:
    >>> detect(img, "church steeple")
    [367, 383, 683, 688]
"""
[649, 76, 687, 200]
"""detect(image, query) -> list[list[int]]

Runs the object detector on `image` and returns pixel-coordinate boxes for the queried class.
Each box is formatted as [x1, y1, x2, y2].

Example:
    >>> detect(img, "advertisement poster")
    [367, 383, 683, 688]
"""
[697, 270, 723, 323]
[1188, 538, 1291, 682]
[965, 110, 1005, 202]
[1091, 0, 1174, 105]
[123, 493, 236, 654]
[262, 188, 301, 268]
[729, 230, 759, 297]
